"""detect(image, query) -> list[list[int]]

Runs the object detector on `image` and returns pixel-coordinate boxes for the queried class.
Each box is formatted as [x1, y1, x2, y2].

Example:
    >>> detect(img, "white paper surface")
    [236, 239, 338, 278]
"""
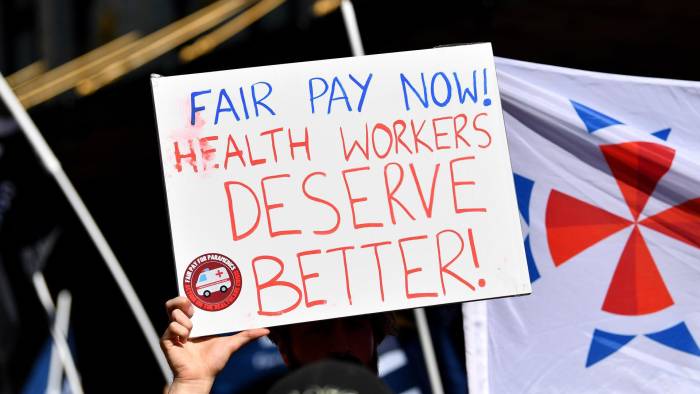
[151, 43, 531, 337]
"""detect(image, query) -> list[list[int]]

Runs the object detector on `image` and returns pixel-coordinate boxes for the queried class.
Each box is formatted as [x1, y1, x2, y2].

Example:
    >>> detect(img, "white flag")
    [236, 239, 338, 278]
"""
[465, 58, 700, 394]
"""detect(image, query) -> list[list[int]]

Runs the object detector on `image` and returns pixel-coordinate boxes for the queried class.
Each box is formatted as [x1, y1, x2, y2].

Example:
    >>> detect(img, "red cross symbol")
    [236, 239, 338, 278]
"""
[546, 141, 700, 316]
[215, 269, 223, 278]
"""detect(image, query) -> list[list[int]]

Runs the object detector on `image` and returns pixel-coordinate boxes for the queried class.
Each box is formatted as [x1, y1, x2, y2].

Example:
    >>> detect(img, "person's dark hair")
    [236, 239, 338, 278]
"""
[268, 360, 393, 394]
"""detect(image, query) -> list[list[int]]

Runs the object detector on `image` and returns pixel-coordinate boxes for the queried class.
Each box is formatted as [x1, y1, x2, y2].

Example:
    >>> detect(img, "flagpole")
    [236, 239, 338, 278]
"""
[0, 73, 173, 382]
[30, 272, 83, 394]
[338, 3, 445, 392]
[414, 308, 445, 394]
[463, 301, 489, 394]
[47, 290, 72, 394]
[340, 0, 365, 56]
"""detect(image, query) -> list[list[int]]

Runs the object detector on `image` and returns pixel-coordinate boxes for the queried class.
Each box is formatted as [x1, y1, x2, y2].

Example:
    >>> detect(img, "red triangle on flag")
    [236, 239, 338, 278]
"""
[602, 226, 674, 315]
[600, 142, 675, 220]
[546, 190, 631, 265]
[641, 198, 700, 249]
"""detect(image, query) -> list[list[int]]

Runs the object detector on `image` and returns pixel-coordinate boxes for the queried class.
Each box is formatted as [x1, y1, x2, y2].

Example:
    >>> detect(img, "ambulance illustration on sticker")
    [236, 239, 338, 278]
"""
[183, 253, 242, 311]
[196, 268, 231, 297]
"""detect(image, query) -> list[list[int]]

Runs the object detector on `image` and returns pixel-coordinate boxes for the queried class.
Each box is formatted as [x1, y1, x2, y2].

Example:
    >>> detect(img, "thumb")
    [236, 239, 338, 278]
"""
[224, 328, 270, 355]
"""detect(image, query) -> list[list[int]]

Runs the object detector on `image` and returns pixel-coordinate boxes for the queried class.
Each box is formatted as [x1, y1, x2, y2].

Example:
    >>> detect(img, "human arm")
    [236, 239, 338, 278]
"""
[161, 296, 270, 394]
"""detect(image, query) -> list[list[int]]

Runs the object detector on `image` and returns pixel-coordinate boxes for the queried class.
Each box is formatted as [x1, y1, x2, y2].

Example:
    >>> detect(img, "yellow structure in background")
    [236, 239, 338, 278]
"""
[11, 32, 141, 108]
[75, 0, 257, 96]
[313, 0, 341, 17]
[6, 61, 47, 89]
[7, 0, 339, 109]
[179, 0, 286, 63]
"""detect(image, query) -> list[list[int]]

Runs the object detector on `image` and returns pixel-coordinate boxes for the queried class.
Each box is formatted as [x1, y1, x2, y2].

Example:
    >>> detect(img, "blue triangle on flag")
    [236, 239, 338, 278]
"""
[524, 236, 540, 283]
[22, 330, 77, 394]
[571, 100, 623, 133]
[646, 322, 700, 357]
[586, 329, 635, 367]
[22, 340, 52, 394]
[651, 128, 671, 141]
[513, 173, 534, 225]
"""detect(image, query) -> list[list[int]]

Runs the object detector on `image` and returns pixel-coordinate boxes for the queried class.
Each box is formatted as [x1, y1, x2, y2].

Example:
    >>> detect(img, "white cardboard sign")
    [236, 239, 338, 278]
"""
[151, 43, 531, 337]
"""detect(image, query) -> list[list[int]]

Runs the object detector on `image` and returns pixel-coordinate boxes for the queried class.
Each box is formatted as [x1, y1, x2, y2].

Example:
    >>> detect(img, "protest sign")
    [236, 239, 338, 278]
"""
[151, 43, 531, 337]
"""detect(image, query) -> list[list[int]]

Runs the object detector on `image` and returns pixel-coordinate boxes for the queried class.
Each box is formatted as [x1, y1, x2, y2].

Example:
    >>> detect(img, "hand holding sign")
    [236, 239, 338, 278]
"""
[151, 43, 531, 337]
[161, 296, 269, 393]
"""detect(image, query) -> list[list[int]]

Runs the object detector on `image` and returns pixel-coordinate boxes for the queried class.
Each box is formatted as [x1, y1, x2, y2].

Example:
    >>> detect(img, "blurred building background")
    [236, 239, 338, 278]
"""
[0, 0, 698, 392]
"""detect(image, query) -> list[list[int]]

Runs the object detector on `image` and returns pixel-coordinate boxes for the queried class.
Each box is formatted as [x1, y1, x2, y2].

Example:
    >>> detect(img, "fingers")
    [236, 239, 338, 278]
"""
[162, 297, 195, 344]
[162, 297, 268, 353]
[171, 308, 193, 331]
[163, 321, 191, 343]
[165, 296, 194, 318]
[225, 328, 271, 354]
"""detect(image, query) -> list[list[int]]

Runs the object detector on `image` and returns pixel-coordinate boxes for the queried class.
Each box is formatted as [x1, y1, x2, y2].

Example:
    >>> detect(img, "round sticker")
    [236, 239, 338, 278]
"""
[183, 253, 242, 311]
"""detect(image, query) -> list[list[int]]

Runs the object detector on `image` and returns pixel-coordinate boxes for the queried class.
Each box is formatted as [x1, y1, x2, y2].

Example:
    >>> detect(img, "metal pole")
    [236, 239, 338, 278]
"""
[414, 308, 445, 394]
[47, 290, 72, 394]
[340, 0, 364, 56]
[31, 273, 83, 394]
[0, 74, 173, 382]
[463, 301, 489, 394]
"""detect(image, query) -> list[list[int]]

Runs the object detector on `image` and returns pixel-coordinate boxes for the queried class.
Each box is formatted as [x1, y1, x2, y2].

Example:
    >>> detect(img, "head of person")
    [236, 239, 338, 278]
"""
[267, 313, 394, 374]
